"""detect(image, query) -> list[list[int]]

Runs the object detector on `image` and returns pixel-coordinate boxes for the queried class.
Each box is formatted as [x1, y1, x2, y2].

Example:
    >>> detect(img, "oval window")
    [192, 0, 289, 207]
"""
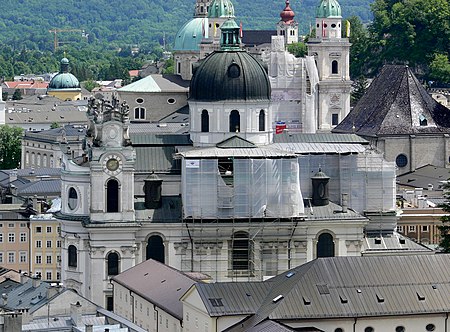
[396, 154, 408, 168]
[426, 324, 435, 331]
[167, 98, 176, 104]
[331, 23, 336, 28]
[68, 187, 78, 210]
[395, 327, 405, 332]
[136, 98, 144, 104]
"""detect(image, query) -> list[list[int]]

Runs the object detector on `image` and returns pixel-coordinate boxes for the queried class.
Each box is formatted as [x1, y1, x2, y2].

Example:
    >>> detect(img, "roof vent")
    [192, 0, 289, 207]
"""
[399, 238, 406, 244]
[317, 284, 330, 295]
[302, 296, 311, 305]
[209, 298, 224, 307]
[376, 294, 384, 303]
[272, 295, 284, 303]
[416, 292, 425, 301]
[286, 272, 295, 278]
[374, 238, 382, 245]
[339, 295, 348, 304]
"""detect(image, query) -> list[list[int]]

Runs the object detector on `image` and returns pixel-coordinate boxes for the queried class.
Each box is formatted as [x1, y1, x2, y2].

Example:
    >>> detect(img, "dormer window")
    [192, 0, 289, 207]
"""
[419, 114, 428, 126]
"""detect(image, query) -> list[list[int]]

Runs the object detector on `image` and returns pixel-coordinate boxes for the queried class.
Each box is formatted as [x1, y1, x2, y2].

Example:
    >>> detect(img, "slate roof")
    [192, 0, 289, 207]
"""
[333, 65, 450, 137]
[193, 255, 450, 330]
[112, 259, 201, 320]
[396, 164, 450, 190]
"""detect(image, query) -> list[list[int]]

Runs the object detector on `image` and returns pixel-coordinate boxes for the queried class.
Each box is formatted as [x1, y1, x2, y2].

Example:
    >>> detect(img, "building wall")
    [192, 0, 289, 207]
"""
[29, 216, 62, 281]
[397, 207, 444, 245]
[47, 90, 82, 101]
[0, 219, 29, 273]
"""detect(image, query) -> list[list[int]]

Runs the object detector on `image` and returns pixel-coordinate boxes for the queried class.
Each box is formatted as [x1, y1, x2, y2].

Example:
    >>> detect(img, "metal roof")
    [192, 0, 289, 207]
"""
[177, 145, 297, 159]
[130, 133, 191, 145]
[362, 233, 431, 253]
[134, 146, 179, 173]
[119, 74, 189, 93]
[216, 136, 257, 149]
[17, 179, 61, 196]
[112, 259, 200, 320]
[304, 201, 367, 221]
[194, 255, 450, 330]
[129, 123, 190, 135]
[273, 133, 368, 144]
[271, 142, 367, 154]
[396, 164, 450, 190]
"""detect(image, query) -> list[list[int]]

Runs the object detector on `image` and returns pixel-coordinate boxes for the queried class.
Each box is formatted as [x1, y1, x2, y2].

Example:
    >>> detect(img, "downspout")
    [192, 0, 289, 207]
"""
[353, 317, 357, 332]
[185, 223, 194, 272]
[154, 304, 159, 332]
[287, 219, 299, 270]
[130, 292, 134, 325]
[445, 312, 448, 332]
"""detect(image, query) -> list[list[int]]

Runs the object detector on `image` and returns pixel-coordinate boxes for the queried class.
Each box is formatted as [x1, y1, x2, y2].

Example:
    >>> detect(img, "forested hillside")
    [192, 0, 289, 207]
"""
[0, 0, 373, 52]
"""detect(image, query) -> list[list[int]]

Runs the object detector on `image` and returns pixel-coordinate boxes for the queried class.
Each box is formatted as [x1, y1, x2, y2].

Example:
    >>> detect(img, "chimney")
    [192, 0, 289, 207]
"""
[143, 172, 163, 209]
[86, 325, 93, 332]
[2, 293, 7, 306]
[311, 168, 330, 206]
[47, 284, 61, 299]
[32, 274, 41, 288]
[9, 168, 17, 182]
[70, 301, 83, 327]
[341, 193, 348, 213]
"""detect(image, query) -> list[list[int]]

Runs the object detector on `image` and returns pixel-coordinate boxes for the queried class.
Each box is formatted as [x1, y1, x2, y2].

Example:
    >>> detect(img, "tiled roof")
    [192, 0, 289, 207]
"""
[112, 259, 200, 320]
[333, 65, 450, 137]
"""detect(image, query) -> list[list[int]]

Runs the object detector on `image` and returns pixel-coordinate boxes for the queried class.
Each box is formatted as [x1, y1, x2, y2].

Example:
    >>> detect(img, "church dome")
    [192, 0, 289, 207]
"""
[280, 0, 295, 23]
[174, 17, 208, 51]
[48, 58, 80, 90]
[316, 0, 341, 18]
[189, 50, 271, 101]
[207, 0, 235, 18]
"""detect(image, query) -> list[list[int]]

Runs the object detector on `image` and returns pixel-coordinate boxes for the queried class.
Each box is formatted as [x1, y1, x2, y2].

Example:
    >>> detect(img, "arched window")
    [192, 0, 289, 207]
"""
[43, 154, 47, 167]
[229, 110, 240, 132]
[134, 107, 146, 120]
[201, 110, 209, 132]
[107, 252, 120, 276]
[332, 60, 339, 74]
[146, 235, 165, 263]
[68, 245, 77, 268]
[317, 232, 335, 257]
[259, 110, 265, 131]
[106, 179, 119, 213]
[232, 232, 250, 270]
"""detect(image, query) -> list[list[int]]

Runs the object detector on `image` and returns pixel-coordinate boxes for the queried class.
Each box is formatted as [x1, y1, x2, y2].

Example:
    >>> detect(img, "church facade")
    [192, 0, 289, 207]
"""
[55, 10, 398, 310]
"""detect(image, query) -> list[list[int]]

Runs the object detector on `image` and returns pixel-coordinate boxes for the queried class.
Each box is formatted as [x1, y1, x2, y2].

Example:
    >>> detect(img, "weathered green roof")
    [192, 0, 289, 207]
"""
[216, 135, 256, 149]
[207, 0, 235, 18]
[174, 17, 207, 51]
[316, 0, 342, 18]
[189, 50, 270, 101]
[48, 57, 80, 90]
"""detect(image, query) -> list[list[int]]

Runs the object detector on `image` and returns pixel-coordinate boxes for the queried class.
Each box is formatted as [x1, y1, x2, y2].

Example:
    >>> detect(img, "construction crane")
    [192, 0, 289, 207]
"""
[48, 29, 85, 51]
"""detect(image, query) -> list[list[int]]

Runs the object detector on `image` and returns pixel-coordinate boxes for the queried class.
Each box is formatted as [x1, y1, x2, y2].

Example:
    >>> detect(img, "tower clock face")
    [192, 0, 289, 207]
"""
[106, 158, 119, 171]
[103, 154, 122, 175]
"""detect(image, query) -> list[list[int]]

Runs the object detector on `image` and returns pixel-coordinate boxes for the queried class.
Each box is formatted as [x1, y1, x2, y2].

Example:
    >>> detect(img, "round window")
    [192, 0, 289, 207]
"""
[228, 64, 240, 78]
[136, 98, 144, 104]
[68, 187, 78, 210]
[395, 327, 405, 332]
[331, 23, 336, 28]
[364, 328, 374, 332]
[167, 98, 176, 104]
[335, 329, 344, 332]
[426, 324, 435, 331]
[396, 154, 408, 168]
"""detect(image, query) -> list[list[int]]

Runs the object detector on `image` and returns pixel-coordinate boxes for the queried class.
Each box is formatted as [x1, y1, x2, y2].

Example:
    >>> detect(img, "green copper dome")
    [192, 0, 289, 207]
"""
[316, 0, 342, 18]
[48, 58, 80, 90]
[189, 50, 270, 101]
[208, 0, 235, 18]
[174, 17, 207, 51]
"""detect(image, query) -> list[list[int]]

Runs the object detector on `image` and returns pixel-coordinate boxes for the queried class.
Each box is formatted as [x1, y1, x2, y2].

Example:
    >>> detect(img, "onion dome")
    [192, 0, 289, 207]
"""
[207, 0, 235, 18]
[280, 0, 295, 23]
[316, 0, 342, 18]
[174, 17, 208, 51]
[48, 58, 80, 90]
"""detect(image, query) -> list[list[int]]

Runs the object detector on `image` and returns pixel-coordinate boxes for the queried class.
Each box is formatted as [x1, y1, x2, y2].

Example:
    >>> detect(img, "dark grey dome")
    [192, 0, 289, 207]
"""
[189, 50, 271, 101]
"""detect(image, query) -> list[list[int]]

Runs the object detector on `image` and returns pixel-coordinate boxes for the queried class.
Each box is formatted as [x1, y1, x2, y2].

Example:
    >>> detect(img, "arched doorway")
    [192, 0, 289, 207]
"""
[317, 232, 335, 257]
[146, 235, 165, 263]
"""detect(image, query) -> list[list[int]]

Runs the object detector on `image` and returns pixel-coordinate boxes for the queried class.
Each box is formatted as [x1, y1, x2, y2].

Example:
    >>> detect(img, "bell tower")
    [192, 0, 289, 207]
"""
[85, 97, 136, 223]
[276, 0, 299, 45]
[307, 0, 351, 131]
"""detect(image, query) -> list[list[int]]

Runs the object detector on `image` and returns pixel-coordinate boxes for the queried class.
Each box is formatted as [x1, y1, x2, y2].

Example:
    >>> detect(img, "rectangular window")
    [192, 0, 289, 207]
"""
[20, 251, 27, 263]
[0, 252, 3, 263]
[57, 240, 61, 248]
[56, 272, 60, 280]
[409, 225, 416, 232]
[332, 113, 339, 126]
[36, 240, 42, 248]
[8, 233, 15, 243]
[422, 225, 429, 232]
[57, 226, 61, 234]
[46, 255, 52, 264]
[20, 223, 26, 228]
[397, 225, 403, 233]
[46, 271, 52, 280]
[8, 223, 14, 228]
[46, 240, 52, 248]
[36, 226, 42, 233]
[36, 255, 42, 264]
[8, 252, 15, 263]
[46, 226, 52, 233]
[20, 232, 27, 242]
[0, 233, 3, 243]
[0, 223, 3, 227]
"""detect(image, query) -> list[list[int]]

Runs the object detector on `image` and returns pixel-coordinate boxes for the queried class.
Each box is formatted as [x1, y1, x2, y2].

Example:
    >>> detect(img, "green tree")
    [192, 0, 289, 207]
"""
[50, 122, 61, 129]
[0, 125, 23, 169]
[2, 92, 8, 101]
[351, 76, 369, 106]
[345, 16, 372, 78]
[287, 42, 307, 58]
[162, 58, 174, 74]
[438, 189, 450, 252]
[12, 89, 22, 100]
[83, 80, 100, 92]
[429, 53, 450, 85]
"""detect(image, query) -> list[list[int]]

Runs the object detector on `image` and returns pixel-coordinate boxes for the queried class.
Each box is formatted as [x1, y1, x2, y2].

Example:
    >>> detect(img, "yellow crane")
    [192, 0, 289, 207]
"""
[48, 29, 85, 51]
